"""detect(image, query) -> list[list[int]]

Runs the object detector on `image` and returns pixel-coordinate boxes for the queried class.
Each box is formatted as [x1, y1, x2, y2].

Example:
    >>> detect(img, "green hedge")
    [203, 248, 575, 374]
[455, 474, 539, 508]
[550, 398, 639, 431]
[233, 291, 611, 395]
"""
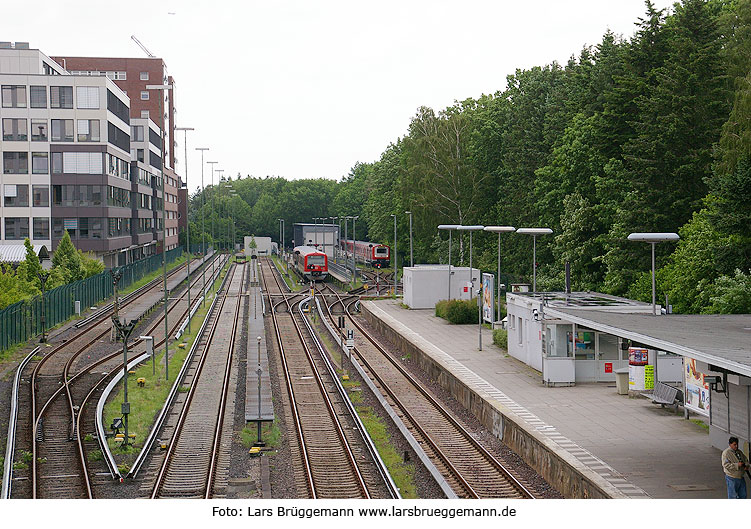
[493, 328, 508, 349]
[435, 298, 478, 324]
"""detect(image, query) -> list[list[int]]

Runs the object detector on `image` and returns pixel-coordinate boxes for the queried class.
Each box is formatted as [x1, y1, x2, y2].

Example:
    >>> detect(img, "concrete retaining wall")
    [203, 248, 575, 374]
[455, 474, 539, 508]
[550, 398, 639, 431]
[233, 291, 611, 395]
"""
[362, 302, 621, 499]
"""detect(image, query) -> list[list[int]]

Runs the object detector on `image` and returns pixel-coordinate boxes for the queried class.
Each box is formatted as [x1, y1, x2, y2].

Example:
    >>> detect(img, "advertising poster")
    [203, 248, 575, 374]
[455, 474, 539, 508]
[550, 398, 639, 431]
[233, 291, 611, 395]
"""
[684, 358, 710, 417]
[482, 273, 494, 323]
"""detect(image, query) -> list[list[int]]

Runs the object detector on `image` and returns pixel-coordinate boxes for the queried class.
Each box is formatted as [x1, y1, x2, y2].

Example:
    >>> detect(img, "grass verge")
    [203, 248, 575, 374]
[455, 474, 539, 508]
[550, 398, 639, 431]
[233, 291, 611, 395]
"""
[103, 258, 231, 459]
[271, 256, 303, 291]
[343, 378, 417, 498]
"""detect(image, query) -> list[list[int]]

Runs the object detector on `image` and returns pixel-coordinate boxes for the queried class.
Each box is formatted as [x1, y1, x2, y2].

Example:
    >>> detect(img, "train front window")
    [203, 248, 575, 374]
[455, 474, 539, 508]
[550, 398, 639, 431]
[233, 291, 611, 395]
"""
[307, 255, 325, 267]
[375, 248, 388, 255]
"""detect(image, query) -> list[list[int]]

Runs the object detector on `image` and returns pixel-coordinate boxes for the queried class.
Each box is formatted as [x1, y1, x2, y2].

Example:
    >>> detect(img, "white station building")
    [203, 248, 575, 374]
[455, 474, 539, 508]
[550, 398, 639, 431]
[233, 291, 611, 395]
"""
[506, 290, 751, 452]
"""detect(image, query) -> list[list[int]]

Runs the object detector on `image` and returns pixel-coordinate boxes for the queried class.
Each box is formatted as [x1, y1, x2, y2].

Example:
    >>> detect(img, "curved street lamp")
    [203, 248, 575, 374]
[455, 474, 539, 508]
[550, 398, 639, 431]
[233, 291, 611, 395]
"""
[627, 232, 680, 316]
[456, 225, 484, 299]
[516, 227, 553, 294]
[437, 225, 459, 300]
[484, 226, 515, 323]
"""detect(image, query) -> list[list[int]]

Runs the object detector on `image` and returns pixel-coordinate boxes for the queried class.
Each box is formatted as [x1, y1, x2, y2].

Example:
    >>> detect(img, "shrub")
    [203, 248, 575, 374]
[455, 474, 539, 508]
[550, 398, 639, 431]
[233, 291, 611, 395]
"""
[493, 328, 508, 349]
[435, 298, 478, 324]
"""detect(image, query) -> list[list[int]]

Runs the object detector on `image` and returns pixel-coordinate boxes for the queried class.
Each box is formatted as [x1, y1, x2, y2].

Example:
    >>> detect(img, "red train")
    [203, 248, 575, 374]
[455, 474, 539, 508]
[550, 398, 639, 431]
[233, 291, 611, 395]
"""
[293, 245, 328, 280]
[339, 239, 390, 268]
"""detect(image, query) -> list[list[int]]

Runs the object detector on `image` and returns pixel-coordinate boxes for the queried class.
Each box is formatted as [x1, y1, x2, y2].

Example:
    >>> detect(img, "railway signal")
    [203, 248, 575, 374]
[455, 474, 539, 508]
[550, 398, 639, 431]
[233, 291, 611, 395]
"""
[112, 316, 138, 448]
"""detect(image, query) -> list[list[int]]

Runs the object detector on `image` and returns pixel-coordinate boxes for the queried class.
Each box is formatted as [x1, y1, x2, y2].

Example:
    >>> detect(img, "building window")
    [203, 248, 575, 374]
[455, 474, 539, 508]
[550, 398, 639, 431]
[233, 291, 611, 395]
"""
[33, 218, 49, 239]
[76, 86, 100, 109]
[77, 119, 100, 142]
[31, 152, 49, 174]
[140, 110, 149, 119]
[90, 217, 103, 239]
[33, 185, 49, 207]
[51, 152, 63, 174]
[31, 120, 48, 141]
[50, 86, 73, 108]
[30, 86, 47, 108]
[5, 217, 29, 240]
[137, 149, 145, 163]
[52, 185, 76, 207]
[140, 91, 149, 100]
[113, 71, 127, 80]
[140, 71, 149, 81]
[1, 85, 27, 108]
[3, 152, 28, 174]
[4, 184, 29, 207]
[51, 119, 74, 142]
[2, 118, 27, 141]
[131, 125, 144, 142]
[62, 152, 103, 175]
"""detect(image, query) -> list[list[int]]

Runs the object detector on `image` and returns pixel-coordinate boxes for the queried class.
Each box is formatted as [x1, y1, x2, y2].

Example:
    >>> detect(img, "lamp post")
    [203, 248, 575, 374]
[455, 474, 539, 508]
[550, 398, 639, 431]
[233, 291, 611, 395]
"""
[331, 217, 342, 264]
[405, 210, 413, 267]
[456, 225, 484, 299]
[146, 83, 173, 381]
[351, 216, 359, 287]
[390, 214, 397, 297]
[484, 226, 515, 323]
[627, 232, 680, 315]
[195, 147, 209, 306]
[38, 271, 50, 343]
[516, 228, 553, 295]
[438, 225, 459, 301]
[344, 216, 351, 278]
[206, 161, 218, 291]
[175, 126, 194, 332]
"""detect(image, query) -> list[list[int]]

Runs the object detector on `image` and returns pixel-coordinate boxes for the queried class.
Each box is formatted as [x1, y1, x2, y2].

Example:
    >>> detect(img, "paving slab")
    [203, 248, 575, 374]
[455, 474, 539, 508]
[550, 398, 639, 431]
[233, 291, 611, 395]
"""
[365, 299, 725, 499]
[245, 284, 273, 422]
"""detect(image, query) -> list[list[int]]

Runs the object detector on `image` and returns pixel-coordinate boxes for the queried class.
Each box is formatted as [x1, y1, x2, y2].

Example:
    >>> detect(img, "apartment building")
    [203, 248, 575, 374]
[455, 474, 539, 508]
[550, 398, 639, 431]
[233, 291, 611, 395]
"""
[52, 54, 180, 253]
[0, 44, 139, 268]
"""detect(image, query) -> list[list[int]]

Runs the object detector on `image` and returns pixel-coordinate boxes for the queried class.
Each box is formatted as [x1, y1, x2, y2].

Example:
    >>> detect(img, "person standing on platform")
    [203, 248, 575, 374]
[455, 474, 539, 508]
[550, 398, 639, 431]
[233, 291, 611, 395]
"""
[722, 436, 749, 498]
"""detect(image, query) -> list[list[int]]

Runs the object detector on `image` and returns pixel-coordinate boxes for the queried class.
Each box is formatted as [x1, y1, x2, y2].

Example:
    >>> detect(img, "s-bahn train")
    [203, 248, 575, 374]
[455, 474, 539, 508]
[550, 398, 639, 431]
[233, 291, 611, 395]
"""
[340, 239, 391, 268]
[293, 245, 328, 280]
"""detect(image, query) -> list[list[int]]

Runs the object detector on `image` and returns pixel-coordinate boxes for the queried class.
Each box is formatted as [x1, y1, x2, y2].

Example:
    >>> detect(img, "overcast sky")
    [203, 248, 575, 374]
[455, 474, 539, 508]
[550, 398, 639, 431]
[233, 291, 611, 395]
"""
[5, 0, 675, 192]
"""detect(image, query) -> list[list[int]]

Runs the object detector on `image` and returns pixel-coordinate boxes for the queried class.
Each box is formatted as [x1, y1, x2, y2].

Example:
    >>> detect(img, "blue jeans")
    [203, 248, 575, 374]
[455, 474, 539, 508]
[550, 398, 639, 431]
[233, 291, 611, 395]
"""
[726, 475, 747, 499]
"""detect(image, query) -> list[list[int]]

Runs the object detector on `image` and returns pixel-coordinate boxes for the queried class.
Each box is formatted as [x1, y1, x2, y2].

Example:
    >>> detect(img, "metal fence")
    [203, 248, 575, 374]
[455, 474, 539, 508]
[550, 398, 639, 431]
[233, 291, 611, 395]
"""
[0, 247, 183, 353]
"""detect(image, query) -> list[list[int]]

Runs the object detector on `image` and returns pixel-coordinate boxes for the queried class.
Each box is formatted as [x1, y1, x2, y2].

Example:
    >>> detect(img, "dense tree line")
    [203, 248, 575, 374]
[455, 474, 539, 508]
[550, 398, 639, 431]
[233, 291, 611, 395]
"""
[187, 0, 751, 314]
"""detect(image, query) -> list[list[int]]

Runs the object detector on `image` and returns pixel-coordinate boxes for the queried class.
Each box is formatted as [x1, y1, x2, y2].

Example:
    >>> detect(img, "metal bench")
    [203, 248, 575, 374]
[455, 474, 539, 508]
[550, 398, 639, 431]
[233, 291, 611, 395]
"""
[642, 381, 683, 410]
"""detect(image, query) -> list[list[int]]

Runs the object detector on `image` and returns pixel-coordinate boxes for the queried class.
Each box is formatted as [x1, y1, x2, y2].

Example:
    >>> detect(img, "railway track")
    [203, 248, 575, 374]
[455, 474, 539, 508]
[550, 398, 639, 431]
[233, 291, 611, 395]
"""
[261, 258, 397, 499]
[149, 262, 245, 498]
[8, 252, 225, 499]
[317, 282, 535, 499]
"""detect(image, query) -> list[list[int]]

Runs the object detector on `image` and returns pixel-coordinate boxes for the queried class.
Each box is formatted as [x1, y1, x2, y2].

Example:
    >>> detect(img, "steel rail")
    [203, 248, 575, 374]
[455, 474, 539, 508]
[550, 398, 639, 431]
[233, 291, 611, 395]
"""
[26, 253, 225, 497]
[150, 263, 241, 498]
[297, 297, 399, 499]
[263, 258, 369, 498]
[321, 284, 535, 499]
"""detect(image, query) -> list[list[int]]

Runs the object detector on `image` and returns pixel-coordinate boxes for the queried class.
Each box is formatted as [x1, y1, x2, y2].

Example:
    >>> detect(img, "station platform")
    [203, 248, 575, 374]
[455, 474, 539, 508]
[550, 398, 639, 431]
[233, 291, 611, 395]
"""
[362, 299, 726, 499]
[327, 261, 352, 285]
[245, 283, 273, 423]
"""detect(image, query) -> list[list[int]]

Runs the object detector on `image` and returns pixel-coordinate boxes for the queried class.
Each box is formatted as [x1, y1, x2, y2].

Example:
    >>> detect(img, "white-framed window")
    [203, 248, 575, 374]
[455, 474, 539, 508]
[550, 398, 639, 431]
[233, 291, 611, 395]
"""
[140, 110, 149, 119]
[62, 152, 103, 174]
[76, 86, 100, 109]
[140, 71, 149, 81]
[77, 119, 100, 142]
[140, 91, 149, 100]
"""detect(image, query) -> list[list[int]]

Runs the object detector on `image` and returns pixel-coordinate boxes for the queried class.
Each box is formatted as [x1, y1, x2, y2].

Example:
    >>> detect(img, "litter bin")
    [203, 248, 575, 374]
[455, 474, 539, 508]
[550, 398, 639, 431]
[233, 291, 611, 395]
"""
[614, 368, 629, 395]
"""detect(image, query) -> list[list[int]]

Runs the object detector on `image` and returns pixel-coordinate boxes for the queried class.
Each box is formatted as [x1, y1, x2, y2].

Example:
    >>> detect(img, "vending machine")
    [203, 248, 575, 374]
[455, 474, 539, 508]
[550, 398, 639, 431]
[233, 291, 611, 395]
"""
[628, 347, 654, 391]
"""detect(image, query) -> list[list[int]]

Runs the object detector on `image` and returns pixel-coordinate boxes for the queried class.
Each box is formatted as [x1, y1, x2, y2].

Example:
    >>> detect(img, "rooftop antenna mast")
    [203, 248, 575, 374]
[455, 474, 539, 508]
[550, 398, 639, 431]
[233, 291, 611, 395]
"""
[130, 35, 155, 58]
